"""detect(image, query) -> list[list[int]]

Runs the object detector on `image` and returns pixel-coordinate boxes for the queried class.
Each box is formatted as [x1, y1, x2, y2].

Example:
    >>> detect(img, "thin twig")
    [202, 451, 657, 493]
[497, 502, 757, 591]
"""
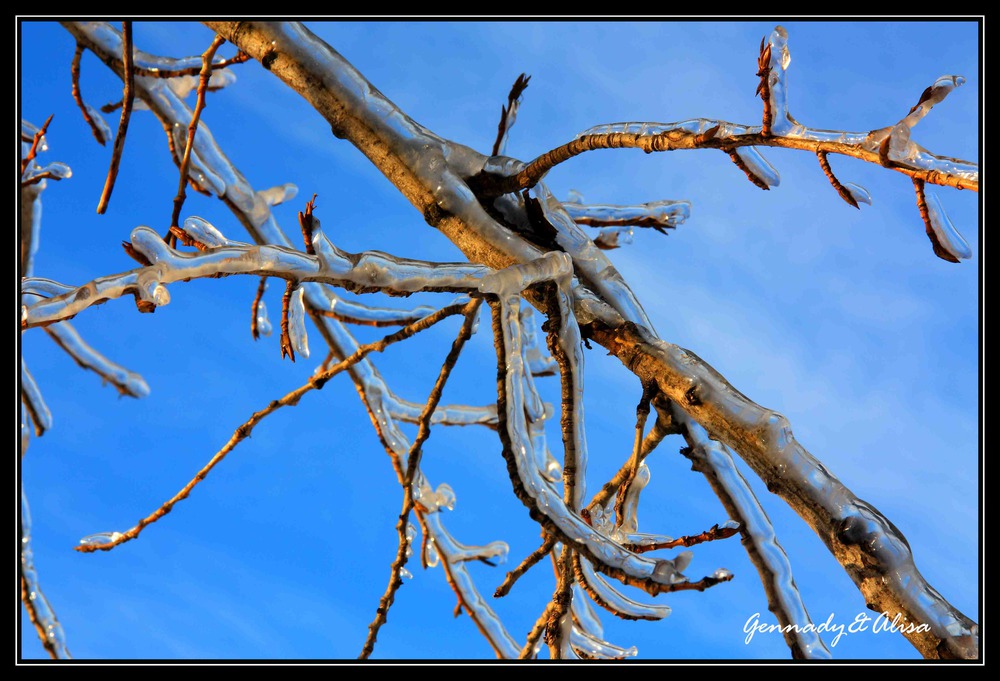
[624, 522, 741, 553]
[817, 150, 859, 208]
[494, 534, 556, 598]
[279, 280, 295, 361]
[96, 21, 133, 214]
[614, 384, 656, 526]
[298, 193, 318, 255]
[74, 302, 469, 554]
[21, 172, 64, 188]
[491, 73, 530, 157]
[584, 409, 674, 520]
[360, 300, 480, 658]
[20, 114, 53, 176]
[405, 300, 481, 486]
[756, 36, 773, 136]
[250, 276, 267, 341]
[913, 177, 960, 263]
[359, 499, 414, 659]
[520, 602, 555, 659]
[71, 43, 107, 145]
[133, 50, 250, 78]
[169, 35, 226, 239]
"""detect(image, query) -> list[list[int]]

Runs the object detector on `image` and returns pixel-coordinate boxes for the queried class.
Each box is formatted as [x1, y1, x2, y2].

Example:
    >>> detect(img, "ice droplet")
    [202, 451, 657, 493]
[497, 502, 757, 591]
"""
[842, 182, 872, 207]
[719, 519, 741, 531]
[713, 568, 733, 580]
[399, 567, 413, 580]
[435, 483, 456, 511]
[924, 190, 972, 260]
[256, 300, 273, 337]
[79, 531, 123, 546]
[426, 540, 440, 568]
[152, 284, 170, 307]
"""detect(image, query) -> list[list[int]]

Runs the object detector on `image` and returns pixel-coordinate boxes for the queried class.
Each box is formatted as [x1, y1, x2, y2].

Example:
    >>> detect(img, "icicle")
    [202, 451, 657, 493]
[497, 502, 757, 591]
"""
[83, 104, 113, 144]
[901, 75, 966, 129]
[570, 626, 638, 659]
[21, 360, 52, 436]
[576, 556, 671, 621]
[434, 483, 456, 511]
[288, 286, 310, 359]
[256, 300, 274, 337]
[618, 462, 650, 535]
[732, 147, 780, 188]
[181, 216, 233, 248]
[258, 183, 298, 207]
[519, 305, 558, 376]
[20, 406, 30, 456]
[842, 182, 872, 206]
[924, 190, 972, 261]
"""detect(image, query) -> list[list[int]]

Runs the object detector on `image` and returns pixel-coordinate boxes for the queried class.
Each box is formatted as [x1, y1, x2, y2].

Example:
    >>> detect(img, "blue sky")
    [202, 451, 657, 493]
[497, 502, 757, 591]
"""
[19, 20, 979, 661]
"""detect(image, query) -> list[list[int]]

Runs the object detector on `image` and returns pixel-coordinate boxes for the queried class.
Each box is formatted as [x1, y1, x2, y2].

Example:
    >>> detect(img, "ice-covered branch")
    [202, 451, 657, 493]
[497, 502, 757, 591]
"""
[20, 490, 70, 659]
[43, 322, 149, 398]
[673, 405, 831, 659]
[591, 321, 978, 658]
[20, 224, 490, 328]
[21, 359, 52, 437]
[562, 199, 690, 234]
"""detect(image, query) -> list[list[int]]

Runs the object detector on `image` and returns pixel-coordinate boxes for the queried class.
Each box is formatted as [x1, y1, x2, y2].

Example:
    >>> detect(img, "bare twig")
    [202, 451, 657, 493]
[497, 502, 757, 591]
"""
[74, 302, 468, 554]
[250, 276, 267, 340]
[817, 150, 860, 209]
[169, 35, 226, 240]
[96, 21, 133, 214]
[70, 43, 108, 145]
[298, 193, 318, 255]
[279, 280, 295, 361]
[520, 602, 555, 659]
[20, 114, 53, 176]
[756, 35, 773, 136]
[494, 534, 556, 598]
[625, 522, 740, 553]
[360, 300, 479, 658]
[491, 72, 530, 157]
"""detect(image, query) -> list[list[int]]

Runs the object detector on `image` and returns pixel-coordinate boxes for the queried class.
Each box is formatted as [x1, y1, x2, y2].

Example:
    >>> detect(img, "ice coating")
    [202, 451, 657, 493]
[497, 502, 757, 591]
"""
[842, 182, 872, 207]
[44, 322, 150, 398]
[21, 119, 46, 147]
[594, 227, 634, 250]
[519, 305, 558, 376]
[491, 294, 662, 582]
[22, 227, 493, 328]
[423, 513, 521, 658]
[733, 147, 780, 188]
[533, 183, 656, 333]
[570, 625, 638, 659]
[562, 199, 691, 229]
[576, 555, 671, 621]
[79, 532, 124, 546]
[900, 75, 966, 130]
[82, 104, 113, 144]
[21, 406, 30, 456]
[256, 299, 274, 337]
[20, 490, 71, 658]
[21, 359, 52, 436]
[258, 183, 299, 207]
[328, 295, 442, 327]
[67, 21, 525, 658]
[924, 190, 972, 261]
[478, 250, 572, 298]
[675, 408, 832, 658]
[182, 216, 237, 248]
[571, 584, 603, 638]
[425, 539, 440, 568]
[617, 462, 650, 534]
[288, 286, 310, 359]
[23, 161, 72, 183]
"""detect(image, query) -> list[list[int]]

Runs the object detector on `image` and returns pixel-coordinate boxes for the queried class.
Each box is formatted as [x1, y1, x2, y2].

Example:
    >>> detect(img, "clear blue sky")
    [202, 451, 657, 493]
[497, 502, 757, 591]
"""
[19, 20, 979, 660]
